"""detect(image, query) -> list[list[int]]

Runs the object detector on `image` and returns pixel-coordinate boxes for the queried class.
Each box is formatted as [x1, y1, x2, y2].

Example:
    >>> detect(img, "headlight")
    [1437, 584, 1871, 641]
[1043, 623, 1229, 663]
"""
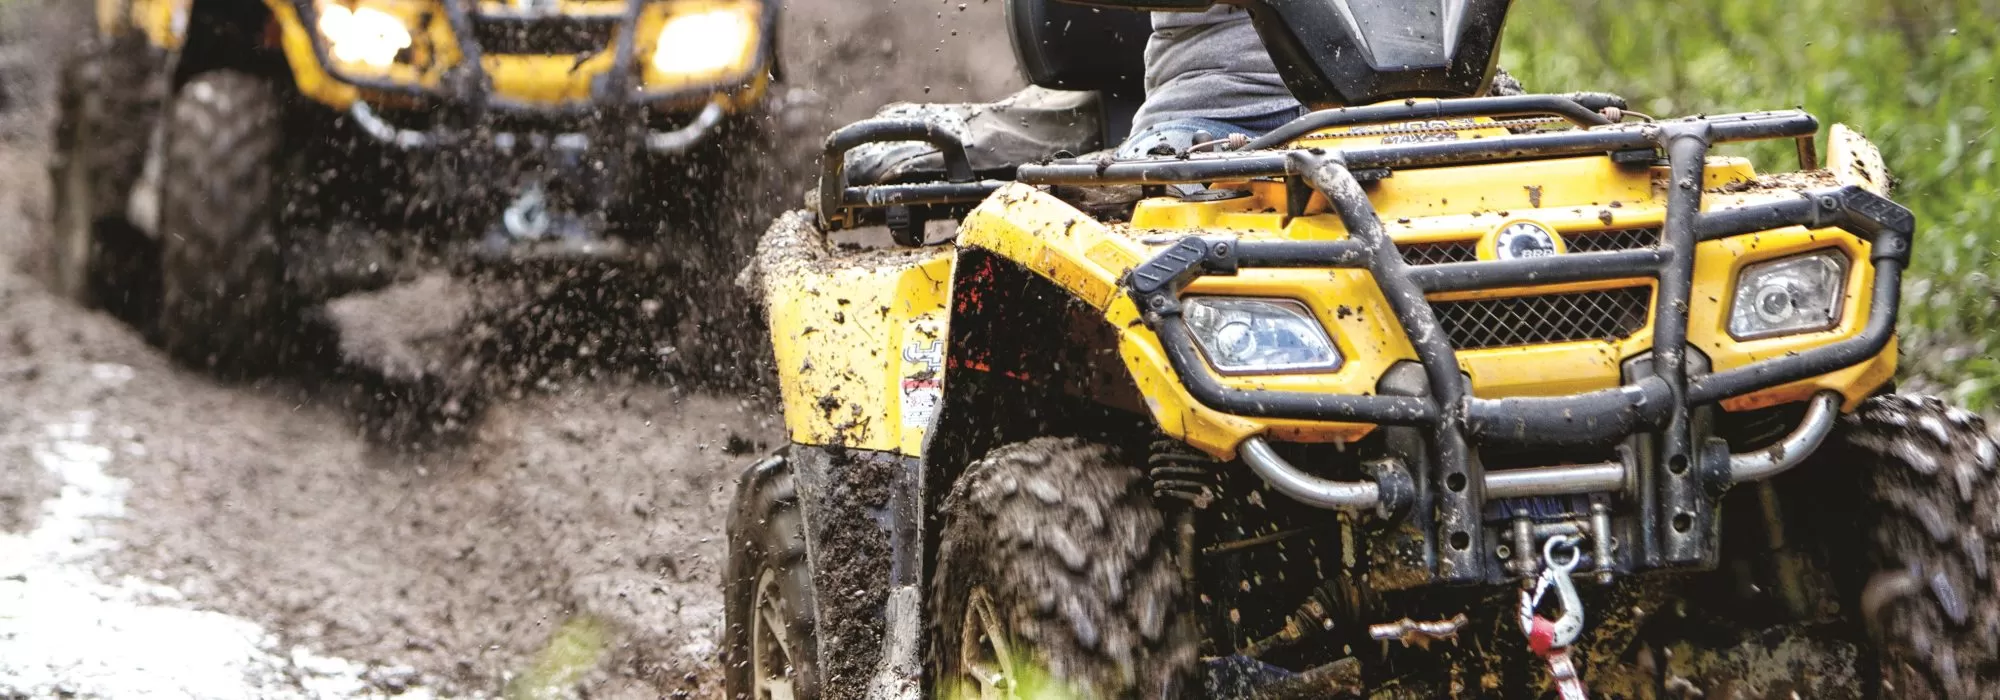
[316, 3, 412, 70]
[650, 7, 758, 78]
[1728, 250, 1849, 340]
[1184, 298, 1341, 374]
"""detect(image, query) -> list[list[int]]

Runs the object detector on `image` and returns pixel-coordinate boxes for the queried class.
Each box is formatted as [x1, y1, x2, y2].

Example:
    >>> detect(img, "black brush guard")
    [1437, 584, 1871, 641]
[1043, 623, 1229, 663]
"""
[815, 97, 1915, 583]
[287, 0, 769, 153]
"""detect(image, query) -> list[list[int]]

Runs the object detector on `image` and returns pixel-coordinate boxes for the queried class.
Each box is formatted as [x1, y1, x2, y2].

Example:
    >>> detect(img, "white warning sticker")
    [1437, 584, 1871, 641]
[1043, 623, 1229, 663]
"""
[900, 339, 944, 428]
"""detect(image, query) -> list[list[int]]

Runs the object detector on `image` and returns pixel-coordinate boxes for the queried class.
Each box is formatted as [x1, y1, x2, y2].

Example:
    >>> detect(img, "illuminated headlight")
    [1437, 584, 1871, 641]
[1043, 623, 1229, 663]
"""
[650, 7, 757, 77]
[316, 3, 412, 69]
[1184, 298, 1341, 374]
[1728, 250, 1849, 340]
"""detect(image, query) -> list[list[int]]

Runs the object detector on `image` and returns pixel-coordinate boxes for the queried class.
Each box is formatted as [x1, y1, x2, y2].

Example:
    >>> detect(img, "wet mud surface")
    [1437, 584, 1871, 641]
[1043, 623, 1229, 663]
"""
[0, 0, 1019, 696]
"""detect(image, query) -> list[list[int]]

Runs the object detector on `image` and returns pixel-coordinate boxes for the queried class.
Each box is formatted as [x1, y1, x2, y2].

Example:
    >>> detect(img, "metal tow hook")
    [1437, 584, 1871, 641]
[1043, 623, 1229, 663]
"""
[1519, 534, 1590, 700]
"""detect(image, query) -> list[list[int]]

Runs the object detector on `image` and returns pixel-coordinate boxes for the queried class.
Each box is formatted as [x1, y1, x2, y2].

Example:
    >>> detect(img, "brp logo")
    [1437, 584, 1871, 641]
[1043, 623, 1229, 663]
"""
[1492, 221, 1564, 261]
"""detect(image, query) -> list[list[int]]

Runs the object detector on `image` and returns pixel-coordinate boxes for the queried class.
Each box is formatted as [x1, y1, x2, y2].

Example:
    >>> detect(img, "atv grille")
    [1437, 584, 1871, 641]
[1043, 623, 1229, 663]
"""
[1397, 240, 1479, 266]
[1434, 287, 1652, 350]
[471, 15, 618, 55]
[1566, 227, 1661, 253]
[1395, 227, 1660, 266]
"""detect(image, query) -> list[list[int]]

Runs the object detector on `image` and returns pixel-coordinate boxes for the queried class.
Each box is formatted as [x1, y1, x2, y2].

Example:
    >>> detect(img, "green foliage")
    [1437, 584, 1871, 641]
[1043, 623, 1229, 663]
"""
[940, 664, 1085, 700]
[504, 616, 610, 700]
[1504, 0, 2000, 407]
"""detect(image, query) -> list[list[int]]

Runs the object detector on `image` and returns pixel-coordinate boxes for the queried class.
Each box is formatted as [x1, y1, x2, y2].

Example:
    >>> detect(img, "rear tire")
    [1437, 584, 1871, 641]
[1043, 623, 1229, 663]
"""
[47, 39, 162, 324]
[723, 457, 822, 700]
[156, 70, 301, 376]
[931, 438, 1198, 699]
[1843, 395, 2000, 698]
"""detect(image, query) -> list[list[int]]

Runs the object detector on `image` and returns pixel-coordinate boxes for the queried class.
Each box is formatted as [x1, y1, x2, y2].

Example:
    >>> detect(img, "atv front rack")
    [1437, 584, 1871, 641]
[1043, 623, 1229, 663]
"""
[810, 94, 1820, 232]
[1083, 118, 1912, 583]
[287, 0, 765, 153]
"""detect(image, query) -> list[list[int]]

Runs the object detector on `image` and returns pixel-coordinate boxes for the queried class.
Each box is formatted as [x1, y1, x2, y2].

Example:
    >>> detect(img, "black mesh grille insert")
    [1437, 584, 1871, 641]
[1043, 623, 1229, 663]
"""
[1566, 227, 1661, 253]
[1434, 287, 1653, 349]
[1397, 240, 1479, 266]
[1395, 227, 1659, 265]
[471, 16, 618, 55]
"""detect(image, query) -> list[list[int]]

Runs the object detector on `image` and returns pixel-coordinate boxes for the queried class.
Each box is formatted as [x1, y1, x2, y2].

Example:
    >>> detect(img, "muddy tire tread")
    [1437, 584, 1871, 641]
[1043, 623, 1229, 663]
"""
[1845, 394, 2000, 699]
[156, 70, 296, 375]
[723, 459, 821, 699]
[47, 38, 161, 314]
[932, 437, 1197, 698]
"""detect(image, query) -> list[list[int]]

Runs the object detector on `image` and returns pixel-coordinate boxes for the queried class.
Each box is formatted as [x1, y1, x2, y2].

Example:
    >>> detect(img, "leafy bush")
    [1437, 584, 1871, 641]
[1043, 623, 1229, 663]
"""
[1505, 0, 2000, 407]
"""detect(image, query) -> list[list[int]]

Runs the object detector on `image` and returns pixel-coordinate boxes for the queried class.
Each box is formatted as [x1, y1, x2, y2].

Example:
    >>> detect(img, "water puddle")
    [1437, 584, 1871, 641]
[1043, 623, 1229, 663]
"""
[0, 371, 442, 699]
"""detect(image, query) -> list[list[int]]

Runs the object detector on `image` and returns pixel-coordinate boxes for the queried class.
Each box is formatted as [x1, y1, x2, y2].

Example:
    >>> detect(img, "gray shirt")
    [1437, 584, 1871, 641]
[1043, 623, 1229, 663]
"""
[1129, 7, 1301, 134]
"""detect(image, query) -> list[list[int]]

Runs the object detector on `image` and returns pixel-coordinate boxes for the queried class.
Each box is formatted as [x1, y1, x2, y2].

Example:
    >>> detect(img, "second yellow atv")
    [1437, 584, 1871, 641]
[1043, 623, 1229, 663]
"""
[52, 0, 776, 373]
[727, 0, 1998, 698]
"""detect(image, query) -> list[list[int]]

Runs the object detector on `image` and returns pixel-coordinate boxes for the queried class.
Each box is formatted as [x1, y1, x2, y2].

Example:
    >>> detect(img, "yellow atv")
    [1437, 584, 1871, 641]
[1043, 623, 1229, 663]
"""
[729, 0, 1996, 698]
[50, 0, 776, 373]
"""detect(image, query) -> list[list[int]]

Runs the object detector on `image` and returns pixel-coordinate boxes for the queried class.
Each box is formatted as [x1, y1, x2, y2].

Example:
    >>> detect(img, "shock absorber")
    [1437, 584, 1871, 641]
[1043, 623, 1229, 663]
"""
[1149, 440, 1218, 583]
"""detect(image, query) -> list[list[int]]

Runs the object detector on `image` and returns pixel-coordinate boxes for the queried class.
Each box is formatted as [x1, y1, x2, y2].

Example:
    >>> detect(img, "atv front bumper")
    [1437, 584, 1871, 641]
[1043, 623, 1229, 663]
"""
[349, 99, 725, 157]
[1024, 112, 1915, 584]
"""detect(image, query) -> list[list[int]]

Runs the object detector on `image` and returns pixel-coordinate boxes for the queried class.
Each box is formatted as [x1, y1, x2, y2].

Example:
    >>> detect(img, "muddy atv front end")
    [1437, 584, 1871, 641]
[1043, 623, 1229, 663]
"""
[57, 0, 776, 374]
[1079, 112, 1912, 588]
[732, 88, 2000, 698]
[279, 0, 777, 266]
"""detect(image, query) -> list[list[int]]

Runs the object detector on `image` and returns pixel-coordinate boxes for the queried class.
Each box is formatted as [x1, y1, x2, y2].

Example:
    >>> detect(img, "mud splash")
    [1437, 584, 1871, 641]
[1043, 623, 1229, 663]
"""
[0, 0, 1024, 694]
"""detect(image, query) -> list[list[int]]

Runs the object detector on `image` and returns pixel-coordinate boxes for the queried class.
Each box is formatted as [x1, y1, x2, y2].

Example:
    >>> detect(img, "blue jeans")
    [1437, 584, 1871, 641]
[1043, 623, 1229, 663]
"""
[1115, 109, 1306, 159]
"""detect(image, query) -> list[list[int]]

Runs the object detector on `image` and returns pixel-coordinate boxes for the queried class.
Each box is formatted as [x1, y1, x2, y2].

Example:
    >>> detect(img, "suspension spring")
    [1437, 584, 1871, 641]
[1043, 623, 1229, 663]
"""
[1149, 440, 1219, 510]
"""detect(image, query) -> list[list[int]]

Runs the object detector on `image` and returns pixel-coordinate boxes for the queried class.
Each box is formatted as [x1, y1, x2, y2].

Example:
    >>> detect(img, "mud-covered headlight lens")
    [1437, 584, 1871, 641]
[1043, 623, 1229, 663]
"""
[650, 7, 758, 77]
[1728, 250, 1849, 340]
[316, 3, 412, 69]
[1183, 298, 1341, 374]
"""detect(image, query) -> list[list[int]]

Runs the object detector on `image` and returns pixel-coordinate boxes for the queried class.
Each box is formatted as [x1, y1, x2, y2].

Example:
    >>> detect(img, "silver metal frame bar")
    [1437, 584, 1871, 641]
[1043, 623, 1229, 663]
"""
[1728, 391, 1841, 482]
[1240, 437, 1380, 511]
[350, 101, 459, 149]
[348, 100, 727, 155]
[1237, 390, 1842, 509]
[1486, 462, 1626, 499]
[645, 102, 727, 154]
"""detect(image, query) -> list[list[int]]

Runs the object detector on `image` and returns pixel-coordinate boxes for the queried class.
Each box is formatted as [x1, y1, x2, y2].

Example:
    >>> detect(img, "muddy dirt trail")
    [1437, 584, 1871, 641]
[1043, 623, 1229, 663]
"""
[0, 0, 1019, 697]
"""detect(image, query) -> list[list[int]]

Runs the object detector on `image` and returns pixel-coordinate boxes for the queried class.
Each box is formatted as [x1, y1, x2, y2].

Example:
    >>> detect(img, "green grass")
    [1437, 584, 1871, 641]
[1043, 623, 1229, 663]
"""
[1504, 0, 2000, 407]
[504, 616, 611, 700]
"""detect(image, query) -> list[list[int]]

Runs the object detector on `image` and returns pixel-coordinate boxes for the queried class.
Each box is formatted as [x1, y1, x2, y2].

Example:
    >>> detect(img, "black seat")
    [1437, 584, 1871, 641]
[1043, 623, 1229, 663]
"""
[1007, 0, 1150, 141]
[1006, 0, 1150, 101]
